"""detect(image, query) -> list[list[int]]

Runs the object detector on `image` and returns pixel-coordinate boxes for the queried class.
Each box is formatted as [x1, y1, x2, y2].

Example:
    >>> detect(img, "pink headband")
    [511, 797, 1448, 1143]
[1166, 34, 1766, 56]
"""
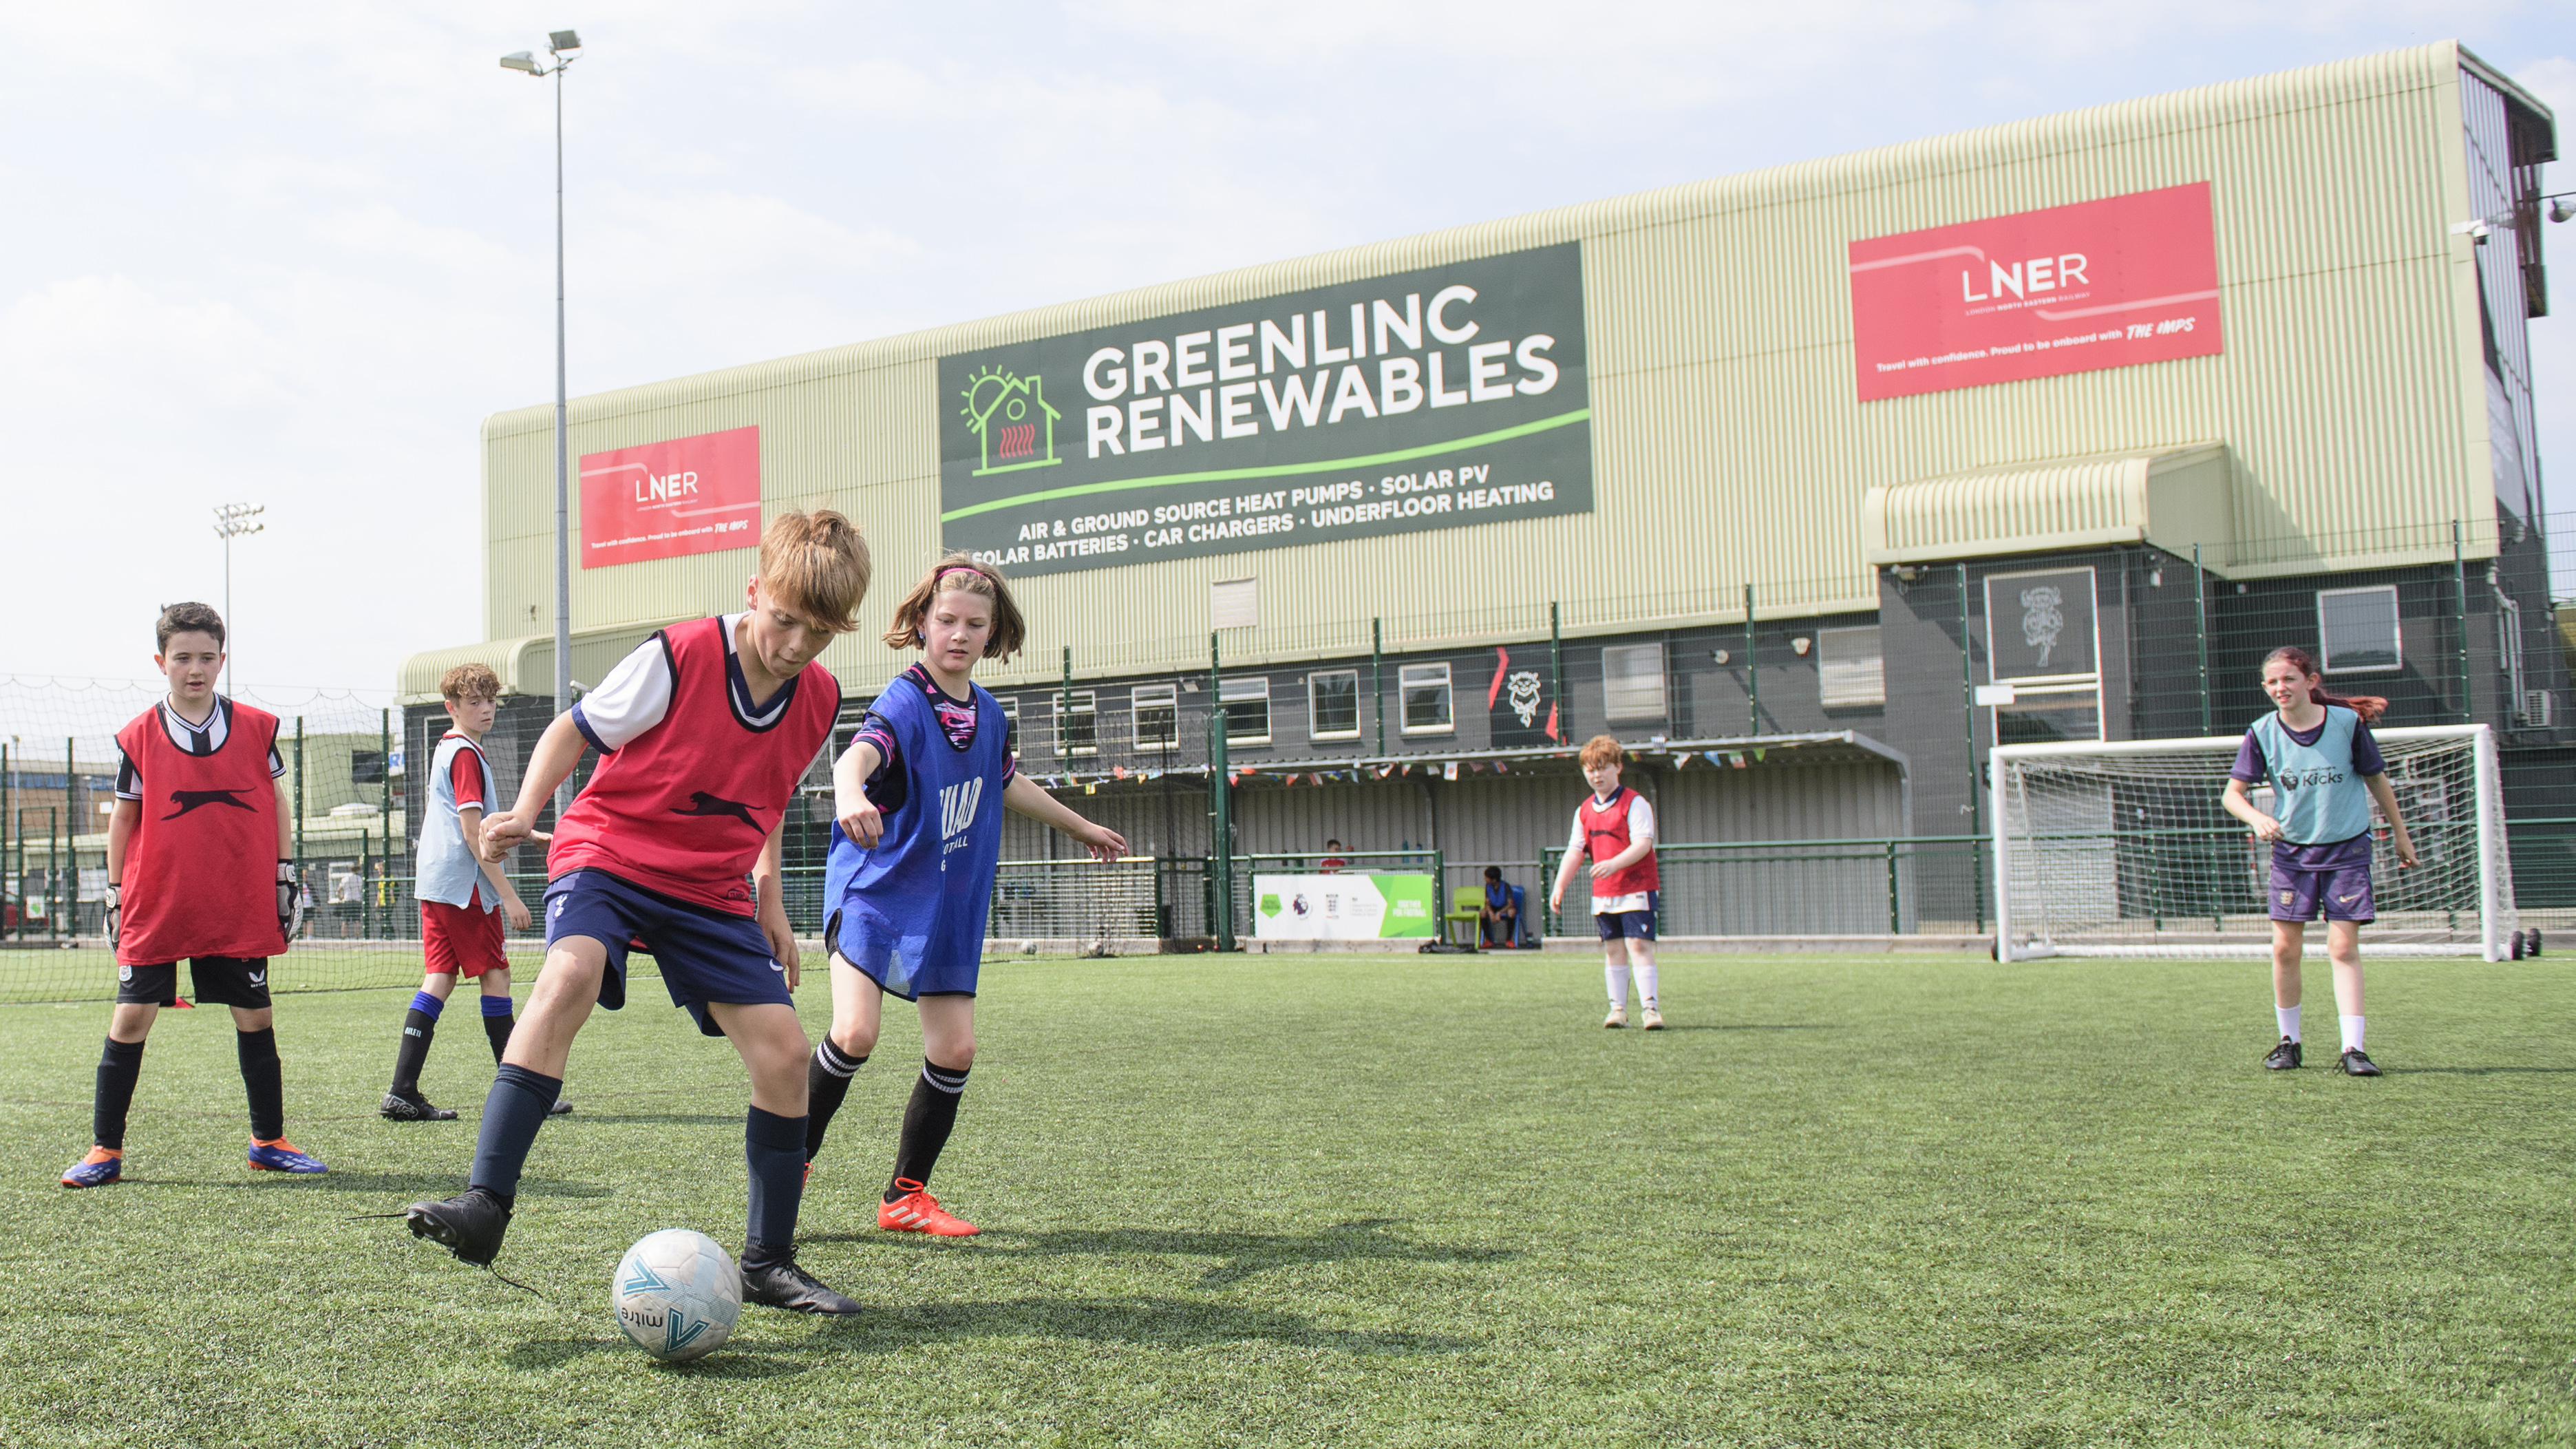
[935, 565, 983, 584]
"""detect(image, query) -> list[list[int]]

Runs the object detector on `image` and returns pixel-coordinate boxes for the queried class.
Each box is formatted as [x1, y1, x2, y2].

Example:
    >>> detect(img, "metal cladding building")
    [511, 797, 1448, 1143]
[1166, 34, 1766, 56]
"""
[402, 41, 2563, 942]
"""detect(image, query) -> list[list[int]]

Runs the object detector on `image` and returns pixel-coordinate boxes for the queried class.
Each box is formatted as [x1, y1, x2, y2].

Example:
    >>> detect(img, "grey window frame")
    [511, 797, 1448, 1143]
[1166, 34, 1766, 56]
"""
[2317, 584, 2403, 675]
[1131, 684, 1178, 753]
[1219, 675, 1271, 747]
[1601, 643, 1665, 722]
[1399, 662, 1454, 735]
[1307, 669, 1361, 741]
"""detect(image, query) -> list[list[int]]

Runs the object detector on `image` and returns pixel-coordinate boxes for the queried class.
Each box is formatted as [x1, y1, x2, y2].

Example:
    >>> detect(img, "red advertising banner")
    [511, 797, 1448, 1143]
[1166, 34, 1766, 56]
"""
[578, 425, 762, 569]
[1846, 182, 2222, 401]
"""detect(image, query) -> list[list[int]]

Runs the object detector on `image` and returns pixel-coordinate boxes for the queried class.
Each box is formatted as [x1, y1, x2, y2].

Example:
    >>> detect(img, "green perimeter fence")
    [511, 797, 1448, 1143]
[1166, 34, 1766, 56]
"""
[5, 822, 2570, 1005]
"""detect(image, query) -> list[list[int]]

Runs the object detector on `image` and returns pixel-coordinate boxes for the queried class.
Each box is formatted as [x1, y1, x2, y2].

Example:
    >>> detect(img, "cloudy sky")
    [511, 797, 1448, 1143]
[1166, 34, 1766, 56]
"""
[1, 1, 2567, 697]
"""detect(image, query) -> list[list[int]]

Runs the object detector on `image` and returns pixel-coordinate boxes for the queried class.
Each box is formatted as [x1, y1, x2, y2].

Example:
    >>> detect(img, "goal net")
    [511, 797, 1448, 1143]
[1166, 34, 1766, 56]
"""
[1991, 725, 2518, 960]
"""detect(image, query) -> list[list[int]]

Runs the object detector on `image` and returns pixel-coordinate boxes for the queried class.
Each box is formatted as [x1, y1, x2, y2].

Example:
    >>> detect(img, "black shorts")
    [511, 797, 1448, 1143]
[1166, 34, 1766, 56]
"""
[118, 957, 272, 1008]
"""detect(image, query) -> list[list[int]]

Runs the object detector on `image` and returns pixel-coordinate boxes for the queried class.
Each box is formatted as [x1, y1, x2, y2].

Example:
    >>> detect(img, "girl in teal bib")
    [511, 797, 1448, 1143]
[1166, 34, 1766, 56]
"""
[2221, 646, 2417, 1077]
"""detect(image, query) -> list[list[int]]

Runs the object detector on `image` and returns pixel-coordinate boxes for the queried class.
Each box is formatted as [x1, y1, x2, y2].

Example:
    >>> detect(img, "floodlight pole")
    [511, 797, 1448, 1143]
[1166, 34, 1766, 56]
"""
[505, 33, 582, 820]
[549, 47, 576, 820]
[211, 503, 266, 699]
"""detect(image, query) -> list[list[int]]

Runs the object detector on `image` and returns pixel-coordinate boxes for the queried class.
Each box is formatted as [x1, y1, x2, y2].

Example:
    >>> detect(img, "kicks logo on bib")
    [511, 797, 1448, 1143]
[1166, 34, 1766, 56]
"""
[672, 791, 762, 828]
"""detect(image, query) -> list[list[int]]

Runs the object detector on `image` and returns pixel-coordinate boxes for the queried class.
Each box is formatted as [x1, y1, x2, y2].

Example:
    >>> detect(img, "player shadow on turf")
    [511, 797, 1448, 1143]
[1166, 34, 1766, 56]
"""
[504, 1337, 811, 1376]
[815, 1217, 1518, 1289]
[2384, 1066, 2576, 1075]
[169, 1171, 611, 1198]
[1645, 1024, 1842, 1033]
[502, 1293, 1464, 1369]
[807, 1295, 1469, 1353]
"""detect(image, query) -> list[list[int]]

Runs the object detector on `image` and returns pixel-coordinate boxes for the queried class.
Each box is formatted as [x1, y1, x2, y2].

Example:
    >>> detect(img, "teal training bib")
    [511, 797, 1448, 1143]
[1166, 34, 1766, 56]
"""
[2249, 708, 2373, 845]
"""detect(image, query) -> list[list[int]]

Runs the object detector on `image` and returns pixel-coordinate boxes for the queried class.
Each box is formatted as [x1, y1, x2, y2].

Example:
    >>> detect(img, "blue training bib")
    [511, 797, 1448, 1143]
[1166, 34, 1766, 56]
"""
[2249, 707, 2374, 846]
[824, 677, 1010, 997]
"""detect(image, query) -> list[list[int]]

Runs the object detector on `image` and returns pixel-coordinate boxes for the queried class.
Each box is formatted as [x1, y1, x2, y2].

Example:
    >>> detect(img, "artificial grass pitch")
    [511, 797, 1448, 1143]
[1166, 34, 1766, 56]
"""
[0, 953, 2569, 1447]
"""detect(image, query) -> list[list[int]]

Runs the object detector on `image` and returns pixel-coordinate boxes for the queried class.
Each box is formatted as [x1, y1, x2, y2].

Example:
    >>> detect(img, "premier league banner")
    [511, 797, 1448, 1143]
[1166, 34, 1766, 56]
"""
[937, 243, 1592, 578]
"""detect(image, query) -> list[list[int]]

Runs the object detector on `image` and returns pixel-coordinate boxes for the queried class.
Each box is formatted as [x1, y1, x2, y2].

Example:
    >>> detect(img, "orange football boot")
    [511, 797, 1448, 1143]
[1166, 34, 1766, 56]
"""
[878, 1177, 978, 1236]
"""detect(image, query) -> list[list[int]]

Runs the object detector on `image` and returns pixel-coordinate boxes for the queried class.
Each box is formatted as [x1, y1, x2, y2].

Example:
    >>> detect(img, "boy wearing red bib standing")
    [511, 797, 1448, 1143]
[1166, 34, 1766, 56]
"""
[63, 603, 321, 1187]
[1551, 735, 1663, 1030]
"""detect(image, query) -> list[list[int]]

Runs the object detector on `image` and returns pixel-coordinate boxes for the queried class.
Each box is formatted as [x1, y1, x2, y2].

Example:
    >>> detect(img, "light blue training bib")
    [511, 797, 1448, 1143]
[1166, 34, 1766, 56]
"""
[2248, 707, 2373, 846]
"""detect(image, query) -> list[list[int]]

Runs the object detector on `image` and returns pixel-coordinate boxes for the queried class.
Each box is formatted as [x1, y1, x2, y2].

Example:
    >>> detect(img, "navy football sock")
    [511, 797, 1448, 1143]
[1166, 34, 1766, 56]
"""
[237, 1028, 285, 1141]
[390, 991, 443, 1096]
[803, 1038, 867, 1161]
[480, 992, 515, 1064]
[744, 1105, 807, 1260]
[468, 1064, 562, 1203]
[94, 1037, 145, 1151]
[886, 1059, 970, 1201]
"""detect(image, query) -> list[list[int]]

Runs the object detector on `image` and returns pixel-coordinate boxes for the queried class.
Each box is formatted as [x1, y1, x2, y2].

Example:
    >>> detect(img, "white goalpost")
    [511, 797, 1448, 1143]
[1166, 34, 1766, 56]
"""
[1990, 725, 2522, 961]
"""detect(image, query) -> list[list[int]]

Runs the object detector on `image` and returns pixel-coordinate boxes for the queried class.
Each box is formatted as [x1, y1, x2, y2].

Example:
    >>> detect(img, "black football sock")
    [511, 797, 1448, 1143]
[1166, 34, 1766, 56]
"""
[237, 1028, 285, 1142]
[481, 993, 516, 1064]
[390, 991, 443, 1096]
[468, 1063, 562, 1205]
[886, 1059, 970, 1202]
[94, 1037, 146, 1151]
[804, 1038, 868, 1161]
[744, 1105, 807, 1263]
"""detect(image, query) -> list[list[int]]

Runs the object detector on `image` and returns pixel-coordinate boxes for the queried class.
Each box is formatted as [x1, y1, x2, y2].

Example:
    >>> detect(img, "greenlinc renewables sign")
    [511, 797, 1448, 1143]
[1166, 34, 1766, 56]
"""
[938, 242, 1590, 576]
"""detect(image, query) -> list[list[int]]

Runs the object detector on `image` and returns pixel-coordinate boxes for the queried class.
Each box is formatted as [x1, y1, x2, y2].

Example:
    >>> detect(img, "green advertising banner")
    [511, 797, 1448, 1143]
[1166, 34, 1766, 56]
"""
[1252, 874, 1438, 940]
[937, 243, 1590, 577]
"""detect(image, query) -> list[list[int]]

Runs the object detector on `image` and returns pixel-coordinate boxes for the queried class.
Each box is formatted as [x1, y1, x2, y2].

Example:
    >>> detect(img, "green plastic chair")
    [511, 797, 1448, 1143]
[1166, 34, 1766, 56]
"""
[1445, 886, 1485, 948]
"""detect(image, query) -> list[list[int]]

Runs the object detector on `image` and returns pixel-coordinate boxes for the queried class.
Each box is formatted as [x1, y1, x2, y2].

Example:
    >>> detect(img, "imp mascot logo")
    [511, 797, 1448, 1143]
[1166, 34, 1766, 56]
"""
[2020, 586, 2066, 670]
[1507, 670, 1544, 728]
[961, 367, 1063, 476]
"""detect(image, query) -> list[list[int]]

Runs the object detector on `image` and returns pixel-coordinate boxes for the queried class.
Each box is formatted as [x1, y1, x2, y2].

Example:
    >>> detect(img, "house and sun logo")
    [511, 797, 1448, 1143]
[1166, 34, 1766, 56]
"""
[961, 366, 1063, 476]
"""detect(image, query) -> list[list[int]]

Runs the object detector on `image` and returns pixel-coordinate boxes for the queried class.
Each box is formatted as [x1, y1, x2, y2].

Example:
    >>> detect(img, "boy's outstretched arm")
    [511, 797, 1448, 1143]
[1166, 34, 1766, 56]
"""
[1001, 773, 1127, 862]
[480, 712, 589, 860]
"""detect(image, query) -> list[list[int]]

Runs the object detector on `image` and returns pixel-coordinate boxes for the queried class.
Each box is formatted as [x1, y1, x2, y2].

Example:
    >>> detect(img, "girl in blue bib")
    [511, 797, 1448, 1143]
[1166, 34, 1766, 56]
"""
[804, 556, 1127, 1236]
[2221, 645, 2417, 1077]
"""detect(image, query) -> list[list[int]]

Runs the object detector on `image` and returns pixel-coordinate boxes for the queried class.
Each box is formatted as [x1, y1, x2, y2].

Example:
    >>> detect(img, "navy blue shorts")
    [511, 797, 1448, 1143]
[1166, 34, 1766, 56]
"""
[826, 907, 980, 1002]
[2268, 862, 2374, 924]
[1596, 892, 1659, 941]
[544, 869, 793, 1037]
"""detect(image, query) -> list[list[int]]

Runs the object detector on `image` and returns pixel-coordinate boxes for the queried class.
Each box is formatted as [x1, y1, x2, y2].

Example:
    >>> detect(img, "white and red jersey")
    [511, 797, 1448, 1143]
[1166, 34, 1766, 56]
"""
[114, 697, 286, 964]
[549, 615, 837, 916]
[1570, 786, 1658, 913]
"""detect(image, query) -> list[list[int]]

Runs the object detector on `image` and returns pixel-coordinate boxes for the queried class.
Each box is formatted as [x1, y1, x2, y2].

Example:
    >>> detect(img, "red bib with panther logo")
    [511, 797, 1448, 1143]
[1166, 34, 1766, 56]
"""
[548, 616, 838, 916]
[114, 699, 285, 965]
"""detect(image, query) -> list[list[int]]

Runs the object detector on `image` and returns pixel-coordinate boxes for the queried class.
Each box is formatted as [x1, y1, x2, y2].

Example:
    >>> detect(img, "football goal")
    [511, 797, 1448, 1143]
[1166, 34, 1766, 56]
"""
[1990, 724, 2521, 960]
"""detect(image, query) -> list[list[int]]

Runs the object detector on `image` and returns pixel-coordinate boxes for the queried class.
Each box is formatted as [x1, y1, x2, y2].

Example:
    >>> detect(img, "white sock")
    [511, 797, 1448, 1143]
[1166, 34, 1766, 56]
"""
[1636, 963, 1659, 1012]
[2276, 1004, 2301, 1042]
[1604, 962, 1627, 1011]
[2341, 1015, 2365, 1053]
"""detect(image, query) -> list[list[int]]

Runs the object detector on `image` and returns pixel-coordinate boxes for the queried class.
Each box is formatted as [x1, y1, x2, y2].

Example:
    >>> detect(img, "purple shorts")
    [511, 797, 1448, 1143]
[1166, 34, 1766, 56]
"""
[2268, 860, 2374, 923]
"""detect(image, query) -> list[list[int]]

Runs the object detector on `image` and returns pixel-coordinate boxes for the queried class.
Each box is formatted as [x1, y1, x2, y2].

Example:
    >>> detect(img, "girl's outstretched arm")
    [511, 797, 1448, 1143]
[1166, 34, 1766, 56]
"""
[2361, 773, 2419, 868]
[1002, 773, 1127, 862]
[833, 738, 886, 847]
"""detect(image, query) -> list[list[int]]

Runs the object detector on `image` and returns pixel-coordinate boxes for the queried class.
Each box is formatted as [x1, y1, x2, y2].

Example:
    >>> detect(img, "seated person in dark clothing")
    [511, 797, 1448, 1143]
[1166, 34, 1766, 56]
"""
[1480, 866, 1520, 947]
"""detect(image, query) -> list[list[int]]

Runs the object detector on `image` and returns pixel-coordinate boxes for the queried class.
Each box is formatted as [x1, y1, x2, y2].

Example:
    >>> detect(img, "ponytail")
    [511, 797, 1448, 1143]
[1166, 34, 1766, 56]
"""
[2260, 645, 2387, 723]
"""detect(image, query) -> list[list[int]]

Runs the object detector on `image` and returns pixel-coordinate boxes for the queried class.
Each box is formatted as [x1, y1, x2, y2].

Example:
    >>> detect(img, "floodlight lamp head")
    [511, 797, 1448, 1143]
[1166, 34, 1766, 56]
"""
[2552, 198, 2575, 224]
[500, 51, 539, 72]
[549, 30, 582, 53]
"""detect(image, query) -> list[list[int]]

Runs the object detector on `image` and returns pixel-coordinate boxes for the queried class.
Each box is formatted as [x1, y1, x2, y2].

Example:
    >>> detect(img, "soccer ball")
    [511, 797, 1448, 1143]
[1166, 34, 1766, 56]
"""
[611, 1229, 741, 1362]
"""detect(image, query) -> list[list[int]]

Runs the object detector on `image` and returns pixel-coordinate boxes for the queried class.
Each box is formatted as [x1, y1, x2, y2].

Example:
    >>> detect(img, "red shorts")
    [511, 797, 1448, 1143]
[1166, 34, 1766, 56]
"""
[421, 895, 509, 978]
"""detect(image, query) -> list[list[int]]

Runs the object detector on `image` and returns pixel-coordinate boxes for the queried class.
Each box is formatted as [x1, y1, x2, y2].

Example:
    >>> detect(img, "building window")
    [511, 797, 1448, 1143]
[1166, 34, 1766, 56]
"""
[1211, 577, 1257, 631]
[1401, 663, 1453, 734]
[1601, 644, 1665, 722]
[1054, 690, 1096, 757]
[1220, 675, 1270, 746]
[2317, 586, 2401, 673]
[1308, 670, 1361, 740]
[1817, 626, 1886, 708]
[1133, 684, 1178, 752]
